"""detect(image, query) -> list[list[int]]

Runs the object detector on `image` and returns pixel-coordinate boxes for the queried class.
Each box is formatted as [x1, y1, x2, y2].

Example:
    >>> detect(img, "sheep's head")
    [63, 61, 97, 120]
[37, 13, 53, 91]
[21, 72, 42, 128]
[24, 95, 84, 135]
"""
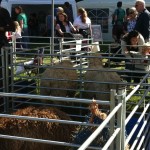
[88, 53, 103, 68]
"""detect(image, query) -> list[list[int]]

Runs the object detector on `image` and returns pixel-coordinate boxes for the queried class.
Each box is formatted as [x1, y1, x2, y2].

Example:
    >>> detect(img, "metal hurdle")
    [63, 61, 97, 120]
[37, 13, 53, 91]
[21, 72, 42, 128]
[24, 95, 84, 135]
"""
[0, 35, 149, 149]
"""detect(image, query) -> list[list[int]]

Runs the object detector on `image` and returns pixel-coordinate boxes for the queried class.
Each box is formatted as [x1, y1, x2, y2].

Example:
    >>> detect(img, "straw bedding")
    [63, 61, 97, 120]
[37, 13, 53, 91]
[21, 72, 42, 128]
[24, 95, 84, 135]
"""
[0, 106, 75, 150]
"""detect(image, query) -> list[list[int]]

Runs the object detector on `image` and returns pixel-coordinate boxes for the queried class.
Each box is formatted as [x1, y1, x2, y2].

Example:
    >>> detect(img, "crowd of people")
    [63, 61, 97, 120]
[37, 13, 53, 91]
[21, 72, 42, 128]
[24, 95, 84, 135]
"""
[111, 0, 150, 86]
[54, 4, 92, 39]
[4, 1, 92, 50]
[112, 0, 150, 44]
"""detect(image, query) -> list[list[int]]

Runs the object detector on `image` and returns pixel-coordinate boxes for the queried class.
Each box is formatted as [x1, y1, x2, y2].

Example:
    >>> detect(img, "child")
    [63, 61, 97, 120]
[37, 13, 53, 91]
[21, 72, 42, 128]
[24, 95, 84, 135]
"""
[13, 21, 22, 50]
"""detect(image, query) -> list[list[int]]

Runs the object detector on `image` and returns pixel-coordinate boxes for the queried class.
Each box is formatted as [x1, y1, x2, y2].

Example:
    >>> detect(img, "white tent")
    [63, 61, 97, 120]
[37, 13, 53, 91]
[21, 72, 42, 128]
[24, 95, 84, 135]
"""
[1, 0, 77, 19]
[77, 0, 150, 8]
[1, 0, 150, 41]
[77, 0, 150, 41]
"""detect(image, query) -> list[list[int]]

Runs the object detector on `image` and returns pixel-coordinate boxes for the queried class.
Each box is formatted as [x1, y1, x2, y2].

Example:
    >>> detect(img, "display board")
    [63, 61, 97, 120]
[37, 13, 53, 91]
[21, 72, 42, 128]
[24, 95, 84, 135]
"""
[91, 25, 103, 42]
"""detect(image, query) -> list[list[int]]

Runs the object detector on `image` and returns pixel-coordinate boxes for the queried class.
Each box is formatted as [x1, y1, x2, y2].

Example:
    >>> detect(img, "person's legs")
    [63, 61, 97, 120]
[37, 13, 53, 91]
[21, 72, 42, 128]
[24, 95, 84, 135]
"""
[112, 25, 117, 42]
[115, 24, 124, 43]
[132, 71, 148, 88]
[134, 72, 149, 89]
[133, 73, 141, 84]
[21, 28, 29, 49]
[16, 38, 23, 51]
[125, 60, 134, 83]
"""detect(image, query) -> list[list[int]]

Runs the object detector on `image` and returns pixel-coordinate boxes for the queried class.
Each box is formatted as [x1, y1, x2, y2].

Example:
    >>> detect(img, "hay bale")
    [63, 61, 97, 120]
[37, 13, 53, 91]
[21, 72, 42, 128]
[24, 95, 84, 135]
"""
[40, 60, 78, 98]
[0, 106, 75, 150]
[83, 53, 123, 101]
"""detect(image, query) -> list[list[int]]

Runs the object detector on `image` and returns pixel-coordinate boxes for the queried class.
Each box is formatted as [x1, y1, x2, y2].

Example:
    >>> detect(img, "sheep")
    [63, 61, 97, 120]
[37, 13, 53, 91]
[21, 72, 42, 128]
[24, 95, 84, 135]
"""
[0, 106, 75, 150]
[82, 53, 124, 102]
[40, 60, 78, 98]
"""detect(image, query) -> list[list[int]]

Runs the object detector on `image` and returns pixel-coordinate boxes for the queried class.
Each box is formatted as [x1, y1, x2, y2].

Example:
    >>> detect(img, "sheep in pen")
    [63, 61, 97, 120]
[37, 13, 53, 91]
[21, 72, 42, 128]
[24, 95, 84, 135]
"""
[82, 53, 125, 103]
[0, 106, 76, 150]
[40, 60, 78, 100]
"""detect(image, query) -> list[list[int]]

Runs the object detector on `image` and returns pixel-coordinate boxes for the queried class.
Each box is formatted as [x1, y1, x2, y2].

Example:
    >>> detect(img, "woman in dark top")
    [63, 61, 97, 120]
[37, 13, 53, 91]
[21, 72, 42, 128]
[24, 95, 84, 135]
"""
[55, 12, 76, 37]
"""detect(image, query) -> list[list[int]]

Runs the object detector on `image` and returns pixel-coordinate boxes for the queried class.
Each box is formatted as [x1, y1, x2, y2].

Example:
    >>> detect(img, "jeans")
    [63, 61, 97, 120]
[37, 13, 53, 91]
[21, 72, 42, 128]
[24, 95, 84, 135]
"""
[22, 27, 29, 49]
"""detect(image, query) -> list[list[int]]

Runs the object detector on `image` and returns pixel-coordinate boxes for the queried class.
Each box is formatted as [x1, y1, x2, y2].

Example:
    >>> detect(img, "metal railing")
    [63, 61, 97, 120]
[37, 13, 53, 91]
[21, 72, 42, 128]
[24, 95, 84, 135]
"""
[0, 35, 149, 149]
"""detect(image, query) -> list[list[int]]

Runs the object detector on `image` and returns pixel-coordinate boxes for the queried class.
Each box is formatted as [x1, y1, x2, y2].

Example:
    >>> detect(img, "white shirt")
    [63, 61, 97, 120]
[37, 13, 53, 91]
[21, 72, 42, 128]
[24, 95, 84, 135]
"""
[121, 34, 145, 56]
[73, 16, 91, 29]
[14, 27, 22, 39]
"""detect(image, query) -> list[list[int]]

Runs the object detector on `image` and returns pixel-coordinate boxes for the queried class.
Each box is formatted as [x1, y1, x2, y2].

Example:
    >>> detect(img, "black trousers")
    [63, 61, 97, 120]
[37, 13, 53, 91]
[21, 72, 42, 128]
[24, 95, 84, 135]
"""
[132, 69, 148, 84]
[125, 60, 135, 83]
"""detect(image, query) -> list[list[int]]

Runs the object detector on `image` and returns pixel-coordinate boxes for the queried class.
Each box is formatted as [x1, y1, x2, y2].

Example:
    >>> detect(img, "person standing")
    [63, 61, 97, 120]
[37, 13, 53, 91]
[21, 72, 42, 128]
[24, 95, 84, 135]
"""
[112, 1, 126, 43]
[13, 21, 22, 50]
[55, 12, 76, 50]
[0, 0, 15, 91]
[126, 7, 137, 33]
[55, 12, 76, 37]
[134, 0, 150, 42]
[73, 7, 92, 38]
[54, 7, 64, 26]
[28, 13, 39, 37]
[63, 1, 74, 23]
[45, 11, 52, 37]
[73, 7, 92, 52]
[15, 6, 29, 49]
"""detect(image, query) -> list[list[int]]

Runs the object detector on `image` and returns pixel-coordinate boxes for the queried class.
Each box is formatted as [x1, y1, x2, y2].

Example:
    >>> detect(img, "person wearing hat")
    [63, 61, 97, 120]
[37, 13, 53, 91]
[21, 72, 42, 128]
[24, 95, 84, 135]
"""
[0, 0, 15, 92]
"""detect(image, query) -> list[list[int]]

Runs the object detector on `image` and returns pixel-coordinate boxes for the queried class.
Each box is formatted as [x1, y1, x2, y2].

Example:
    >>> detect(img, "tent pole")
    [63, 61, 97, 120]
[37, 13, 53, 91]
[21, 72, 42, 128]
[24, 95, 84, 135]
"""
[51, 0, 54, 55]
